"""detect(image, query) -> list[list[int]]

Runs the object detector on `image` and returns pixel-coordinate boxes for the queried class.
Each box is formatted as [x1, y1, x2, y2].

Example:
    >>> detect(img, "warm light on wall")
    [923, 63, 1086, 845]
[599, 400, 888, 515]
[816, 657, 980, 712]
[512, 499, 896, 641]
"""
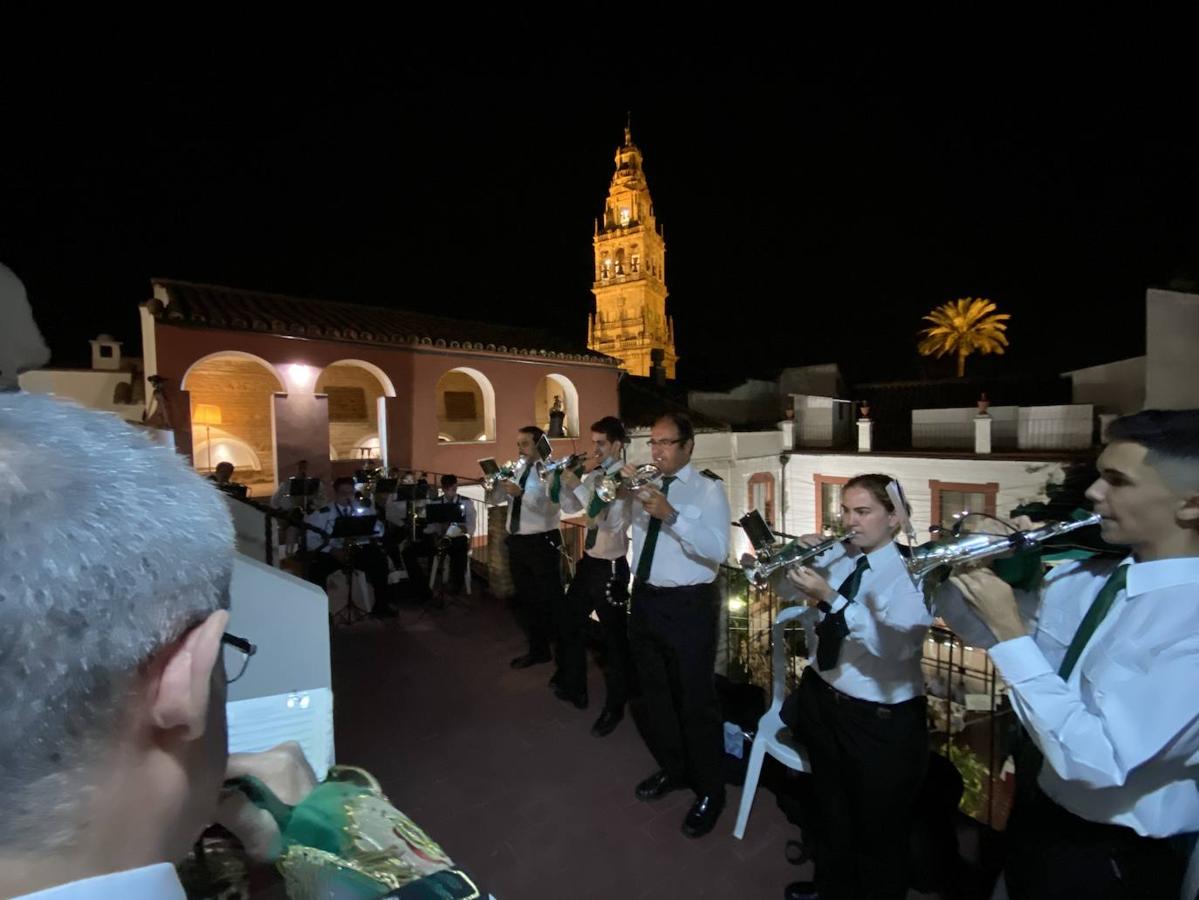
[192, 403, 223, 426]
[287, 364, 314, 389]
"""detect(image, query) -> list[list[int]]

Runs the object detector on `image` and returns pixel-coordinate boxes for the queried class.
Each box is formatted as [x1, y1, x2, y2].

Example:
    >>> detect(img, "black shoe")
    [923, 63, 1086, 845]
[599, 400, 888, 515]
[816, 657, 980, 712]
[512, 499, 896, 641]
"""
[681, 792, 725, 839]
[547, 670, 562, 688]
[510, 652, 552, 669]
[635, 770, 685, 802]
[553, 686, 588, 710]
[591, 708, 623, 737]
[783, 881, 819, 900]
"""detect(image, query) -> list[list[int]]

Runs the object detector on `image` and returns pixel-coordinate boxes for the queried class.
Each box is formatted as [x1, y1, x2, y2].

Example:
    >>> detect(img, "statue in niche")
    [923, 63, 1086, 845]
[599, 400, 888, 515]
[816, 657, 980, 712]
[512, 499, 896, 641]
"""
[548, 394, 566, 437]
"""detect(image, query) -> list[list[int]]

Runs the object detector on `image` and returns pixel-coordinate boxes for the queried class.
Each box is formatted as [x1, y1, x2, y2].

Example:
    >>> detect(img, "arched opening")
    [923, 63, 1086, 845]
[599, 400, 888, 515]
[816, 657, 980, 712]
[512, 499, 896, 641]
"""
[534, 373, 580, 438]
[182, 352, 284, 494]
[316, 361, 392, 467]
[435, 367, 495, 443]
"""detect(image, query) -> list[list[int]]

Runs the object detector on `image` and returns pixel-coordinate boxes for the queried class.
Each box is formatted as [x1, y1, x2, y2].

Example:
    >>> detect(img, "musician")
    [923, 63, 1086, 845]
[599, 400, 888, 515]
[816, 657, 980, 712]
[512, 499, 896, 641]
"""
[423, 474, 475, 595]
[208, 461, 235, 485]
[934, 409, 1199, 900]
[557, 416, 635, 736]
[487, 426, 565, 671]
[779, 473, 932, 900]
[627, 413, 730, 839]
[271, 459, 327, 514]
[382, 473, 434, 602]
[304, 476, 391, 614]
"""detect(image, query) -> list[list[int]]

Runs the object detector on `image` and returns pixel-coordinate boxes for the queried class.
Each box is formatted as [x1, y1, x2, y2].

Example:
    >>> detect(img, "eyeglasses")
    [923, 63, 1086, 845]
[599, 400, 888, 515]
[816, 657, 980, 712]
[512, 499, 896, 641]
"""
[646, 438, 683, 448]
[222, 632, 257, 685]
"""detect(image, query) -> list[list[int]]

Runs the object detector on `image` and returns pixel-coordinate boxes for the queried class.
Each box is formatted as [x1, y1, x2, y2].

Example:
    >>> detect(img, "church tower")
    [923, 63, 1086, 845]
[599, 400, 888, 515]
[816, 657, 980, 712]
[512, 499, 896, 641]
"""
[587, 122, 677, 378]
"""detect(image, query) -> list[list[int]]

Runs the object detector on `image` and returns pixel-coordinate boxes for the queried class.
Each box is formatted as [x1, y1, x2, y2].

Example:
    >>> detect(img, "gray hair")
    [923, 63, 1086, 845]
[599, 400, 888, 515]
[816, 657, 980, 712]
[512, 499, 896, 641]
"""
[0, 392, 234, 849]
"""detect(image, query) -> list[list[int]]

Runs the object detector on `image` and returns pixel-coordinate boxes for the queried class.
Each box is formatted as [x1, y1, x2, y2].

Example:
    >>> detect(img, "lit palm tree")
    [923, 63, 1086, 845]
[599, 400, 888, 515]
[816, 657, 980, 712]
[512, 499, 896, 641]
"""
[918, 298, 1010, 377]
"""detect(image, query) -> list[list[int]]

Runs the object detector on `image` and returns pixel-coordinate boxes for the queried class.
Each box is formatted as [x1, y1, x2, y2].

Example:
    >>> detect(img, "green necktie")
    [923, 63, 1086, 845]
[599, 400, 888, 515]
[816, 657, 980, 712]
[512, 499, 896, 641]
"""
[508, 464, 533, 534]
[1058, 564, 1128, 681]
[633, 476, 677, 584]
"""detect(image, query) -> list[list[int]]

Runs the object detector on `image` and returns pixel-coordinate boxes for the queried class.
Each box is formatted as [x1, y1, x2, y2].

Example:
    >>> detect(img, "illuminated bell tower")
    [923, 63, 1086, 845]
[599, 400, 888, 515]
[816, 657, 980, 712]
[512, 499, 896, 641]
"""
[586, 122, 677, 378]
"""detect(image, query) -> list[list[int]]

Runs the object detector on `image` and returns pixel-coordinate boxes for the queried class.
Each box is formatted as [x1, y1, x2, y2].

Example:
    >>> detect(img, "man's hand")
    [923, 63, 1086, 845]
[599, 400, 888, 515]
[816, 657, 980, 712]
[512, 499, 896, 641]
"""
[640, 486, 677, 522]
[785, 566, 838, 606]
[796, 533, 828, 548]
[502, 480, 523, 498]
[620, 463, 638, 480]
[948, 569, 1027, 643]
[216, 743, 318, 862]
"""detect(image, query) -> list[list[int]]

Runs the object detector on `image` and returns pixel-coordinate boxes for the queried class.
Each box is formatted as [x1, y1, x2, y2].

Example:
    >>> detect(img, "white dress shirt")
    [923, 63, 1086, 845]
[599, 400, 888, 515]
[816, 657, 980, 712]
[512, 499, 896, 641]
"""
[14, 863, 187, 899]
[955, 554, 1199, 838]
[559, 458, 631, 561]
[304, 500, 383, 550]
[794, 539, 932, 703]
[487, 458, 561, 535]
[630, 463, 730, 587]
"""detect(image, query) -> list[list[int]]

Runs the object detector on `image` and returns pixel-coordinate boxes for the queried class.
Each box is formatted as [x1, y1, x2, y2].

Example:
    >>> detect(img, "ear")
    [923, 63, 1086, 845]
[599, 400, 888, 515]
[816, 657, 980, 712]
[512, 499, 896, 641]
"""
[151, 609, 229, 739]
[1177, 492, 1199, 529]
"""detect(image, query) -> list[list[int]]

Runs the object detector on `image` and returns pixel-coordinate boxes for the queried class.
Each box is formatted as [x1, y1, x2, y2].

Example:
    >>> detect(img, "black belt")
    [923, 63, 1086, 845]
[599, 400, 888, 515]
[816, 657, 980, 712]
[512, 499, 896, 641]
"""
[632, 580, 715, 595]
[508, 530, 556, 539]
[806, 668, 925, 712]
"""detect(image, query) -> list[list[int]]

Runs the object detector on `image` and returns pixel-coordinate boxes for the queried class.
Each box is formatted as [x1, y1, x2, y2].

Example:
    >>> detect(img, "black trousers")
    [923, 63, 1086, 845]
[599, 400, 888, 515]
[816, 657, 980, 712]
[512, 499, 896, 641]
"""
[782, 667, 929, 900]
[506, 531, 564, 658]
[629, 581, 724, 797]
[305, 544, 390, 609]
[435, 535, 469, 593]
[1003, 784, 1186, 900]
[559, 554, 634, 709]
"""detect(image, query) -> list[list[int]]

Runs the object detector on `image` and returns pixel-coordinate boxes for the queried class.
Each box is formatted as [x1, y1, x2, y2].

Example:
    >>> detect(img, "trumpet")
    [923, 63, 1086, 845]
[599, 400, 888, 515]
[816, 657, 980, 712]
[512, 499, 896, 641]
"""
[741, 531, 854, 587]
[903, 510, 1103, 586]
[596, 463, 662, 503]
[483, 459, 523, 491]
[538, 452, 588, 483]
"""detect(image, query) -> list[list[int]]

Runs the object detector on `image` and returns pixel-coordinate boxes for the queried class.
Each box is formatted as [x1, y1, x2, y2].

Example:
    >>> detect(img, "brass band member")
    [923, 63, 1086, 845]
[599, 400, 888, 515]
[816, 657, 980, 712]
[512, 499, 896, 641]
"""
[780, 474, 932, 900]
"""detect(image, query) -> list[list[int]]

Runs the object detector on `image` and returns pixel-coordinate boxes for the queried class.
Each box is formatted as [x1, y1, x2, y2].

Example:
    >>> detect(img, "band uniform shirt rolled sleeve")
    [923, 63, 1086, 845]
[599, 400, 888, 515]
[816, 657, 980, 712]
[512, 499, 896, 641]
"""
[805, 540, 932, 703]
[987, 555, 1199, 837]
[631, 463, 730, 587]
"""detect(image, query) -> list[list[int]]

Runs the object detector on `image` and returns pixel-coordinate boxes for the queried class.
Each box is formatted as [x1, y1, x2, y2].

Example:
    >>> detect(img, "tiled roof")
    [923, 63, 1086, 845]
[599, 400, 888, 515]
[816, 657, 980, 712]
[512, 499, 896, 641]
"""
[147, 279, 618, 366]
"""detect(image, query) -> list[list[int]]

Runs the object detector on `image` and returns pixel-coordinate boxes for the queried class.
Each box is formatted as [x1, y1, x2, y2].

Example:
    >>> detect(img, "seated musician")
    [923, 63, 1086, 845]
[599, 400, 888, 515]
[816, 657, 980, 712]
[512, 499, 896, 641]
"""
[383, 473, 434, 601]
[271, 459, 327, 513]
[304, 476, 392, 614]
[424, 474, 476, 595]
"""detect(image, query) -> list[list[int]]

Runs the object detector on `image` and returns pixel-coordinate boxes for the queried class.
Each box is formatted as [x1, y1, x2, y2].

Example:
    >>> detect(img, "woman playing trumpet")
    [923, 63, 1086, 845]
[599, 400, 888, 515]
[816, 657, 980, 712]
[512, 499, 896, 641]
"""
[778, 473, 933, 900]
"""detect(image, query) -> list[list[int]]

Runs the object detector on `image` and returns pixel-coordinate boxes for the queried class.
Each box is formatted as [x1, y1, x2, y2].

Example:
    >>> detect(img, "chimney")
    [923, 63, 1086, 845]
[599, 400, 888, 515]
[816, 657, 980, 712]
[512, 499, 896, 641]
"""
[650, 348, 667, 386]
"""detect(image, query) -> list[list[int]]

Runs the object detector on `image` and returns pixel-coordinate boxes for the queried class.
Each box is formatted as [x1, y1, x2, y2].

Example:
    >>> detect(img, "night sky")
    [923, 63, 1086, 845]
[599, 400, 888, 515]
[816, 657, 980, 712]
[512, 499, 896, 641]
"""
[3, 32, 1196, 389]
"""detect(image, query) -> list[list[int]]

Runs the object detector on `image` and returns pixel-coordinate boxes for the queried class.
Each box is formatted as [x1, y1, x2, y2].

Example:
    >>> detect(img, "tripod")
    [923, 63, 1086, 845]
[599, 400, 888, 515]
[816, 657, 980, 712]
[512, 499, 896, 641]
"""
[330, 542, 372, 626]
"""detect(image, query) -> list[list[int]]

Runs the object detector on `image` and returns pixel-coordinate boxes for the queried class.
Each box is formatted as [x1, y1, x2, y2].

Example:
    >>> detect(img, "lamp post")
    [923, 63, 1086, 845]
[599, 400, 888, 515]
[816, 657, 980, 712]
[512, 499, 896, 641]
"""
[192, 403, 223, 472]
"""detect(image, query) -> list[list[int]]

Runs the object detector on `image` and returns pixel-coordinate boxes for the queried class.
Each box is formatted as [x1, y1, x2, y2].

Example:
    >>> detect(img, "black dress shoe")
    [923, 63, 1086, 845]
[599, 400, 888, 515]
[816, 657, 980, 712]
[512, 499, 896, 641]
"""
[553, 686, 588, 709]
[681, 792, 725, 839]
[783, 881, 819, 900]
[635, 770, 685, 802]
[590, 708, 623, 737]
[510, 652, 552, 669]
[547, 670, 562, 688]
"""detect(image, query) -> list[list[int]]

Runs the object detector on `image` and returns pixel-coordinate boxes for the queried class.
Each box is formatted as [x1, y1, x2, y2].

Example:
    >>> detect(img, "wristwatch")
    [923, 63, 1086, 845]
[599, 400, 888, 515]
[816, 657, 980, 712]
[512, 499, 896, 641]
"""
[664, 509, 679, 527]
[816, 599, 833, 614]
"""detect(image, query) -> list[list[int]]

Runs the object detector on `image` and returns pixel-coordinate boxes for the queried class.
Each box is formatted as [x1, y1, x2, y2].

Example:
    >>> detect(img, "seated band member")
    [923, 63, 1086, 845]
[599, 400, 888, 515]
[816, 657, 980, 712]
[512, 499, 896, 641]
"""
[628, 413, 731, 839]
[779, 473, 932, 900]
[271, 459, 327, 514]
[934, 409, 1199, 900]
[557, 416, 636, 736]
[383, 473, 434, 601]
[424, 474, 476, 595]
[487, 426, 566, 671]
[208, 460, 235, 485]
[304, 476, 391, 613]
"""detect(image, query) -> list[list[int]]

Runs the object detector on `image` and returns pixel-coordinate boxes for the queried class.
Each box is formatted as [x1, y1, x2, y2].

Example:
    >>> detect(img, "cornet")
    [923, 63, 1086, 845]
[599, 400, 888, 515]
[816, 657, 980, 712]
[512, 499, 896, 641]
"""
[596, 463, 662, 503]
[903, 511, 1103, 586]
[738, 509, 853, 586]
[483, 459, 523, 491]
[538, 452, 588, 483]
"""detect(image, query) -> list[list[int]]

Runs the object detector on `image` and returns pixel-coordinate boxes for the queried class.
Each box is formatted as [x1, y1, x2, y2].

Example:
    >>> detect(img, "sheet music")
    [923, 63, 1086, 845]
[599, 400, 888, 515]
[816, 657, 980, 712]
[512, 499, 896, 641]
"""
[227, 687, 335, 780]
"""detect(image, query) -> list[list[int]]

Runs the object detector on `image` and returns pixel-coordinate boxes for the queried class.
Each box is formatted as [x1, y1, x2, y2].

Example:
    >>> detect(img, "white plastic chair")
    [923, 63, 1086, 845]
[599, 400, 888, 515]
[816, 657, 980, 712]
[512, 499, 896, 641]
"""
[732, 604, 812, 839]
[326, 568, 375, 621]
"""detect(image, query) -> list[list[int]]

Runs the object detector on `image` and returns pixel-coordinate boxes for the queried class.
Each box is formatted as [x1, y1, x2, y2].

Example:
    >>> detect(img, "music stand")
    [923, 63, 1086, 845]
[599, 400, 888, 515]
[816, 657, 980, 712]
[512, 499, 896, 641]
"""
[289, 477, 321, 513]
[424, 501, 468, 610]
[328, 516, 381, 625]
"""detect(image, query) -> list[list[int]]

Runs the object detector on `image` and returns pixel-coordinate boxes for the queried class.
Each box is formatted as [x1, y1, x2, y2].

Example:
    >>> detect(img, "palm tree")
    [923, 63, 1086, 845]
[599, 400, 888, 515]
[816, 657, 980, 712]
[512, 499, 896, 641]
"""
[918, 298, 1010, 377]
